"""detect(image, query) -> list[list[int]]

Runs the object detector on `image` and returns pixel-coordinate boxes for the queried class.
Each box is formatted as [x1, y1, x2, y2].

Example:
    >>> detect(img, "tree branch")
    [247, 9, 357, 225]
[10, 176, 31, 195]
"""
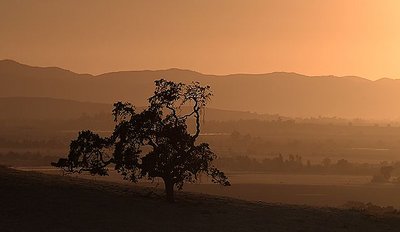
[192, 99, 201, 139]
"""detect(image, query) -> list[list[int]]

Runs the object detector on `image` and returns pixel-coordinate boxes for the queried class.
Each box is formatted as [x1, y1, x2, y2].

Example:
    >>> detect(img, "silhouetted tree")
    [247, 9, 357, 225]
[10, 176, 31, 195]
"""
[52, 79, 230, 202]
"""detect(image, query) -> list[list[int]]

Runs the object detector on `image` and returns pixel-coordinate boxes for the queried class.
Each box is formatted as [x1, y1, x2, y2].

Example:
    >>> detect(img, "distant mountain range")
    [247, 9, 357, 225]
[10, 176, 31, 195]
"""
[1, 59, 400, 119]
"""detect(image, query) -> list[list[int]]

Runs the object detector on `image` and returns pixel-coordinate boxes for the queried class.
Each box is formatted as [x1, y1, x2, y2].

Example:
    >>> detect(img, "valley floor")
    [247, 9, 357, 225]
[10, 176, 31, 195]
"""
[1, 166, 400, 232]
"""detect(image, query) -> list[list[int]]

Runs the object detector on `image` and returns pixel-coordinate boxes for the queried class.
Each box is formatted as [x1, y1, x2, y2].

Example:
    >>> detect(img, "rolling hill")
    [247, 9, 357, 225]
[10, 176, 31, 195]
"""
[2, 59, 400, 119]
[2, 166, 400, 232]
[0, 97, 281, 121]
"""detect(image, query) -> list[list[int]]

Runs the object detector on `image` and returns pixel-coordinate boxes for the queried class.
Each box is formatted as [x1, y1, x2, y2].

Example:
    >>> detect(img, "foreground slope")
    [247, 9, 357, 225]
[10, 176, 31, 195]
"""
[1, 166, 400, 232]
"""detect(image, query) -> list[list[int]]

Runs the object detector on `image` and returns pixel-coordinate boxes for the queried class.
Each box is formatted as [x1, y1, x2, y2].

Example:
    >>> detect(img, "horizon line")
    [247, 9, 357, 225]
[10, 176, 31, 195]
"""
[2, 58, 398, 82]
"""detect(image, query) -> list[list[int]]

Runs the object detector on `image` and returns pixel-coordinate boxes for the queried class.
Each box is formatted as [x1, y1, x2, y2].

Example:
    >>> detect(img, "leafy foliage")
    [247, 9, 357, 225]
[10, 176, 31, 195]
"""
[52, 79, 229, 201]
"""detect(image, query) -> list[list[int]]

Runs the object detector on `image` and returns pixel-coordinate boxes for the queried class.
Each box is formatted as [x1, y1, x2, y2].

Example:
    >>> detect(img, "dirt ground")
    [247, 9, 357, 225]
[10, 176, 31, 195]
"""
[1, 166, 400, 232]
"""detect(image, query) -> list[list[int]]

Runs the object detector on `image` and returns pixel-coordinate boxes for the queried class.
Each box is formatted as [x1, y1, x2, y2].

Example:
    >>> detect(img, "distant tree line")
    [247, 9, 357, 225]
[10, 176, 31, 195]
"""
[215, 154, 390, 176]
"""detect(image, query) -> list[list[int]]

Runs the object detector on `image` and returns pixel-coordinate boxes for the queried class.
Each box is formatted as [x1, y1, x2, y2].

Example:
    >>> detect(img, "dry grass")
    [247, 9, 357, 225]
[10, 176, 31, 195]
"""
[1, 166, 400, 232]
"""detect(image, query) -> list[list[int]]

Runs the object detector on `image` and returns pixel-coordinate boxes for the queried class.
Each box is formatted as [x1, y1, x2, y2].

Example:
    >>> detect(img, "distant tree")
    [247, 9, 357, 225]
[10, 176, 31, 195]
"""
[371, 166, 394, 183]
[230, 130, 241, 140]
[380, 166, 394, 181]
[321, 158, 331, 168]
[336, 159, 350, 168]
[52, 79, 230, 202]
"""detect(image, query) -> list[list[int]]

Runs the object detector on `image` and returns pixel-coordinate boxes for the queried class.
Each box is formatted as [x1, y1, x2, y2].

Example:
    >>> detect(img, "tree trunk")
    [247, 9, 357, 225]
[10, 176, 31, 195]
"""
[163, 178, 175, 202]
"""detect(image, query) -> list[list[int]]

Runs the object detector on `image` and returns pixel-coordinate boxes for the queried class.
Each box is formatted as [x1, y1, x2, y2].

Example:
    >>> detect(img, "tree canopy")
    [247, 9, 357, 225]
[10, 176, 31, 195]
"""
[52, 79, 230, 202]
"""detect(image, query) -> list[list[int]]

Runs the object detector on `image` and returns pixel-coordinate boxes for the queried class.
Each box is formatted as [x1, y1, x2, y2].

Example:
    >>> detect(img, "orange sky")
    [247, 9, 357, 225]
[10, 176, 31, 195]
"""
[1, 0, 400, 80]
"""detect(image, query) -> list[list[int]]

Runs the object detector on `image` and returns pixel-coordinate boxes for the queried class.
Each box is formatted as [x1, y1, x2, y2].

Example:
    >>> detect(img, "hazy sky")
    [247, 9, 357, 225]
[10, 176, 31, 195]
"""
[1, 0, 400, 80]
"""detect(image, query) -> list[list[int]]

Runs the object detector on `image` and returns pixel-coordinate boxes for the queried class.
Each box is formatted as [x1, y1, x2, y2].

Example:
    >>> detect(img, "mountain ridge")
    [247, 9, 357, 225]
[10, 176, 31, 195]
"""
[1, 59, 382, 81]
[2, 59, 400, 119]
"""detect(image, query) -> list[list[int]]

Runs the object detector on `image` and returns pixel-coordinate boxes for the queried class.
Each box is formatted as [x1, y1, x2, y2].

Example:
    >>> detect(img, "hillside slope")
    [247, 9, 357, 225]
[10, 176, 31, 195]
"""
[1, 166, 400, 232]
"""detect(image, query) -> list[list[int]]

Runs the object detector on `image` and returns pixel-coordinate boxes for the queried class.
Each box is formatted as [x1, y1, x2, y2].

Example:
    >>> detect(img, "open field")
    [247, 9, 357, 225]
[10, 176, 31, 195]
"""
[185, 184, 400, 208]
[14, 166, 372, 185]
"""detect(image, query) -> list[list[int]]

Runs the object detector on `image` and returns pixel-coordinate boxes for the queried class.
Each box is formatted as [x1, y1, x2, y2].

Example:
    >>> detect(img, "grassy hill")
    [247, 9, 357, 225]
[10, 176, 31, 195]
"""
[1, 166, 400, 232]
